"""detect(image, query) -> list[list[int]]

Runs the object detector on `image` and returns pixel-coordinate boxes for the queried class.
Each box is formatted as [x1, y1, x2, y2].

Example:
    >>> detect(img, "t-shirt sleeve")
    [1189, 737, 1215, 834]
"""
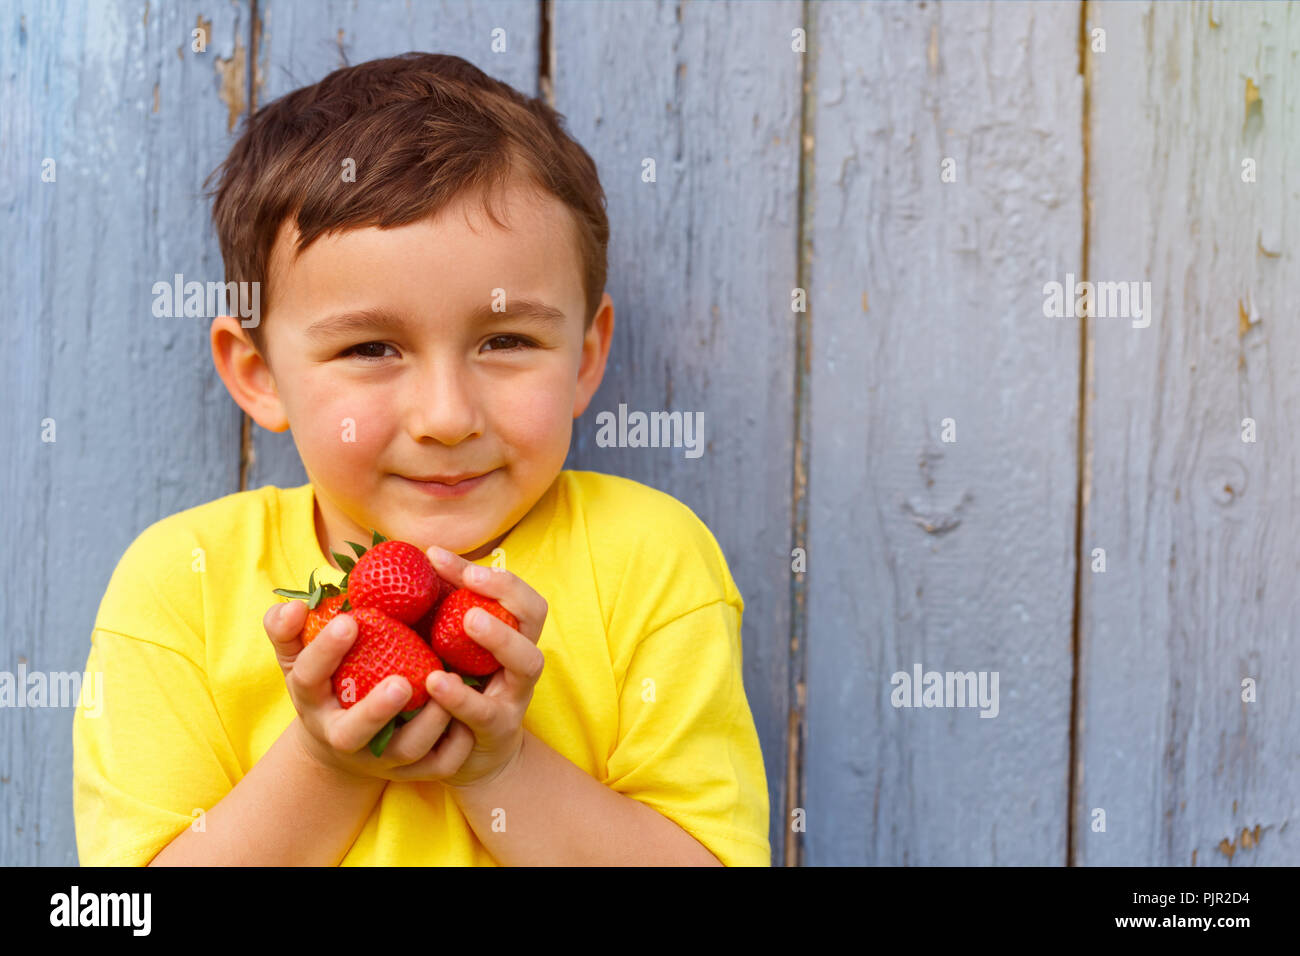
[73, 522, 242, 866]
[73, 629, 240, 866]
[602, 598, 772, 867]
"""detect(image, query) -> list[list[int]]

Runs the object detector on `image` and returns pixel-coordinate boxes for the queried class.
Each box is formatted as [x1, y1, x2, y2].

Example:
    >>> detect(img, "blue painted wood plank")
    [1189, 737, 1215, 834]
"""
[802, 0, 1083, 865]
[553, 0, 802, 865]
[1, 0, 251, 865]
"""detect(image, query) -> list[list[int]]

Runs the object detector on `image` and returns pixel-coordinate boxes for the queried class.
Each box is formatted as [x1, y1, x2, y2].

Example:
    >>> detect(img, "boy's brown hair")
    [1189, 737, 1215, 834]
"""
[204, 51, 609, 356]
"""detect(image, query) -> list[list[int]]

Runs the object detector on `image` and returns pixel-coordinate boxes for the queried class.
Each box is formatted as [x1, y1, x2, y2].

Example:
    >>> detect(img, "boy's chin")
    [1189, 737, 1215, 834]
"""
[376, 515, 501, 560]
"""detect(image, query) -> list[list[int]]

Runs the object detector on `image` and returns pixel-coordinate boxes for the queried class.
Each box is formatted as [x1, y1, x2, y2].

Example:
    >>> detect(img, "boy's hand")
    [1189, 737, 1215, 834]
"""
[423, 547, 548, 791]
[262, 600, 477, 783]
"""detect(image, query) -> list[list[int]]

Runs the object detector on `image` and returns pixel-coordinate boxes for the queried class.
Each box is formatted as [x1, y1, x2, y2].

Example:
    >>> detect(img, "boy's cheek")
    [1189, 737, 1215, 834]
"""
[298, 394, 391, 466]
[495, 382, 570, 445]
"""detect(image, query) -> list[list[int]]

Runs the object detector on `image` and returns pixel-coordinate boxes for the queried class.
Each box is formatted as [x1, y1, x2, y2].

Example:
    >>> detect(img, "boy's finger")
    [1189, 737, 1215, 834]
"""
[327, 677, 418, 754]
[457, 608, 544, 697]
[265, 602, 306, 675]
[426, 671, 497, 734]
[264, 600, 305, 642]
[382, 701, 453, 765]
[427, 548, 547, 643]
[387, 719, 476, 782]
[288, 613, 357, 703]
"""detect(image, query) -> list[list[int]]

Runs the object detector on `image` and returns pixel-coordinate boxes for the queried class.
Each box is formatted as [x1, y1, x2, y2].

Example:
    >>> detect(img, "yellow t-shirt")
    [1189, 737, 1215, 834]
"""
[72, 469, 771, 866]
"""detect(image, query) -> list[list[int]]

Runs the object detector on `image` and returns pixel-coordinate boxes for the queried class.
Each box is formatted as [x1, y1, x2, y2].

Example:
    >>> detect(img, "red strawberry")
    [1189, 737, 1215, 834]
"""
[411, 574, 457, 642]
[431, 587, 518, 677]
[334, 607, 444, 712]
[272, 570, 347, 645]
[300, 592, 349, 646]
[340, 539, 437, 626]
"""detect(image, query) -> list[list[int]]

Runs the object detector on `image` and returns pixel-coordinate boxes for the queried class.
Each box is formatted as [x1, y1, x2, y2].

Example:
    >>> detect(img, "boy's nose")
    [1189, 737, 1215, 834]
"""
[405, 363, 483, 445]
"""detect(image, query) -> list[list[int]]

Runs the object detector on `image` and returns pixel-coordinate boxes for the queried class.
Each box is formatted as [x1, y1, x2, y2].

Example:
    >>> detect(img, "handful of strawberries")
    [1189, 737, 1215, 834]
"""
[272, 531, 518, 757]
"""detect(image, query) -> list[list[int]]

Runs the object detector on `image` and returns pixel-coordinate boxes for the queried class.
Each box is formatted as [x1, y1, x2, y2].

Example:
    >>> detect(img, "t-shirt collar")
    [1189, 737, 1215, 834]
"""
[280, 476, 561, 592]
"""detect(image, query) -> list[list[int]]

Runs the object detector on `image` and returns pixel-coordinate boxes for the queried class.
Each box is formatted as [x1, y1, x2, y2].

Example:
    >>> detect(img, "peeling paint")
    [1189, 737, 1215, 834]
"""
[1237, 294, 1259, 338]
[1217, 823, 1265, 859]
[215, 33, 248, 133]
[1256, 230, 1281, 257]
[1243, 76, 1262, 133]
[861, 291, 869, 313]
[152, 82, 159, 114]
[252, 13, 265, 107]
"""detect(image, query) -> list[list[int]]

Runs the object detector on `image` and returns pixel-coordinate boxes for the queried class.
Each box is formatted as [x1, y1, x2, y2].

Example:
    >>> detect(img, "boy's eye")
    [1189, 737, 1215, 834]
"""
[341, 341, 397, 360]
[482, 335, 534, 352]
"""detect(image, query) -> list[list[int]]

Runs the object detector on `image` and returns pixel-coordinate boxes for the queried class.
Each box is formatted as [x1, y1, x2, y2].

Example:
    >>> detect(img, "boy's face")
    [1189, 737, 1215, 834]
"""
[212, 176, 612, 563]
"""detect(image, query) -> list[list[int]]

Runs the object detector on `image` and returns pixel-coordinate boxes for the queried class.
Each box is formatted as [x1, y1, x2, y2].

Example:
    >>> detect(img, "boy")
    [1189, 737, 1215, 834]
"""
[72, 52, 771, 866]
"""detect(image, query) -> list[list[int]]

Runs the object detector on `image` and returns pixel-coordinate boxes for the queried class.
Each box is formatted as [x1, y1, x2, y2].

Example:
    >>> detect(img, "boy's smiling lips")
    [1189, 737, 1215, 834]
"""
[396, 469, 497, 498]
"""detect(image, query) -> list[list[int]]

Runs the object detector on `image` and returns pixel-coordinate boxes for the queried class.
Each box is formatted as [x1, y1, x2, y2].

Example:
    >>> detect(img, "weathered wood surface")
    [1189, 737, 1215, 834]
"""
[0, 0, 250, 865]
[1077, 0, 1300, 866]
[5, 0, 1297, 868]
[801, 0, 1083, 865]
[552, 0, 802, 866]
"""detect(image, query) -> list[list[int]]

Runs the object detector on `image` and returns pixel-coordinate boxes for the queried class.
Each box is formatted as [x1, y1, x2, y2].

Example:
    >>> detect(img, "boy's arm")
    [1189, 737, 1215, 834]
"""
[147, 718, 385, 866]
[446, 727, 723, 866]
[73, 622, 388, 867]
[441, 598, 769, 866]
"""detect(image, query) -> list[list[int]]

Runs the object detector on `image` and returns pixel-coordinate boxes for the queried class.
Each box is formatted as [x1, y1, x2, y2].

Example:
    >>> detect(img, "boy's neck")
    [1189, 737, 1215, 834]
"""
[312, 494, 508, 568]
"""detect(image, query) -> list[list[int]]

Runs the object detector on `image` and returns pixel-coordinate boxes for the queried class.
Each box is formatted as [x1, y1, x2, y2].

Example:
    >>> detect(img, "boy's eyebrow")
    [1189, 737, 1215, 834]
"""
[304, 300, 568, 342]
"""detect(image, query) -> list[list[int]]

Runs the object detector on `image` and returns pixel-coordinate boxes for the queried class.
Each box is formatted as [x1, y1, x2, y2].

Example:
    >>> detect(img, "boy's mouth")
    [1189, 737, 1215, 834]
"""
[397, 470, 495, 498]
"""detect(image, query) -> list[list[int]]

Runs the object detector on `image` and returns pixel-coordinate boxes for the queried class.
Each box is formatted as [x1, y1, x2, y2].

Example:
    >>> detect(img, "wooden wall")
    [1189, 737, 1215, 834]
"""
[2, 0, 1295, 866]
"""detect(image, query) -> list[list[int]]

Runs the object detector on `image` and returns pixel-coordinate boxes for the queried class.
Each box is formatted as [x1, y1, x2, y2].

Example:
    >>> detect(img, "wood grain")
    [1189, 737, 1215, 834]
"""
[9, 0, 1296, 868]
[802, 0, 1083, 865]
[553, 0, 801, 865]
[1077, 0, 1300, 866]
[1, 0, 250, 865]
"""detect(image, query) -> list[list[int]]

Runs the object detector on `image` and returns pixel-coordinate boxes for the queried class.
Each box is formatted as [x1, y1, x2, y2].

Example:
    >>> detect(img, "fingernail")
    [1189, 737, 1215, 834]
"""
[429, 673, 443, 693]
[387, 680, 410, 703]
[467, 565, 488, 584]
[465, 608, 482, 632]
[429, 546, 452, 565]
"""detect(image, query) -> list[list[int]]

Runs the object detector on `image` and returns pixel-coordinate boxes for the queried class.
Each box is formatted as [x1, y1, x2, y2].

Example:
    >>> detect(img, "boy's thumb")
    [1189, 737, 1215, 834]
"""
[267, 601, 302, 637]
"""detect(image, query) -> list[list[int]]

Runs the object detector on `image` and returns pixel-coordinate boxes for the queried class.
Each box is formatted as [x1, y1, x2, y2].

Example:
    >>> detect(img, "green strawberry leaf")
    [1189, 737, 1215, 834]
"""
[272, 588, 310, 599]
[397, 707, 423, 723]
[372, 529, 387, 546]
[346, 539, 369, 559]
[460, 674, 486, 689]
[368, 717, 399, 758]
[331, 550, 357, 574]
[341, 597, 352, 612]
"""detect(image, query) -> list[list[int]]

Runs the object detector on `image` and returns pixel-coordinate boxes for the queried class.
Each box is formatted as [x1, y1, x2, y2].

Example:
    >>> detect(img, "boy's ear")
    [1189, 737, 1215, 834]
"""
[573, 292, 614, 419]
[210, 315, 290, 433]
